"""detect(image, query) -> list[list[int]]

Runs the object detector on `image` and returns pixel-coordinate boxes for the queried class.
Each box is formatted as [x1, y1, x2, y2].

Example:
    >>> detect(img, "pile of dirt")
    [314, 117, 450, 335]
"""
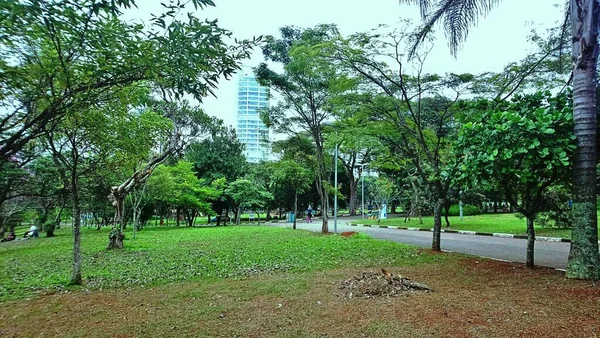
[338, 269, 434, 299]
[340, 231, 358, 237]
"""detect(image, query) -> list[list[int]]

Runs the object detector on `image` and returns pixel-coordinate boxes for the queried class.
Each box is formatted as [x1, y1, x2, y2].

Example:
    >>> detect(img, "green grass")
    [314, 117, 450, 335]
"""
[358, 213, 578, 239]
[0, 225, 454, 302]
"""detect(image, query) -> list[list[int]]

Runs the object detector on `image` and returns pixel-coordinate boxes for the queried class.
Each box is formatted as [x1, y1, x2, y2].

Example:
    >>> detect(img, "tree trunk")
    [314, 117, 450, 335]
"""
[432, 197, 444, 251]
[321, 194, 328, 234]
[526, 216, 536, 269]
[293, 191, 298, 230]
[256, 211, 260, 225]
[107, 194, 125, 249]
[70, 176, 83, 285]
[48, 196, 65, 238]
[236, 207, 241, 225]
[349, 180, 357, 216]
[567, 0, 600, 280]
[132, 206, 138, 239]
[444, 203, 451, 228]
[176, 208, 180, 227]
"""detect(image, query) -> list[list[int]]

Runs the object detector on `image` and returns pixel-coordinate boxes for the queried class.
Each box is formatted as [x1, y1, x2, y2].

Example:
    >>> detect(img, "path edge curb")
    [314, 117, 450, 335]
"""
[347, 223, 582, 243]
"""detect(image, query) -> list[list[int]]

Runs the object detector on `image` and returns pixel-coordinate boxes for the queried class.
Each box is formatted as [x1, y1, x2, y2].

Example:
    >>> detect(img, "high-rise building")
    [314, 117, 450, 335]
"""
[236, 66, 270, 163]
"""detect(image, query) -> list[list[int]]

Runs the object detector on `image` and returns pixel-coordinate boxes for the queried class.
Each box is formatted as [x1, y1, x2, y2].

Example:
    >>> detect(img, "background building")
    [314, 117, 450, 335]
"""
[236, 66, 270, 163]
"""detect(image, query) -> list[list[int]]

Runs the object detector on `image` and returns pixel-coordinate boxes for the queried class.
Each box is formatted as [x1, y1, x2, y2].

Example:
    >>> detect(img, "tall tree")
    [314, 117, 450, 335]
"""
[328, 25, 473, 250]
[256, 24, 354, 234]
[272, 160, 313, 229]
[400, 0, 600, 280]
[107, 101, 217, 249]
[186, 125, 247, 225]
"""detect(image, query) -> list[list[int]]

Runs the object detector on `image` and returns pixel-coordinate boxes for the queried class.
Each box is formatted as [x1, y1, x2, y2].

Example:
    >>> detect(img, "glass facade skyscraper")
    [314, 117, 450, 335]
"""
[236, 66, 270, 163]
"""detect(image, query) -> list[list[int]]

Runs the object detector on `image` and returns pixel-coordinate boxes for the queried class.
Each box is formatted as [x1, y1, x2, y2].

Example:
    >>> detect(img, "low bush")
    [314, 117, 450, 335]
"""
[447, 204, 481, 216]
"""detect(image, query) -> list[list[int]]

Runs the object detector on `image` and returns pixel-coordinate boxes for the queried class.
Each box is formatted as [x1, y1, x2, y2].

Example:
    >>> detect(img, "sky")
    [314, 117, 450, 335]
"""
[123, 0, 564, 128]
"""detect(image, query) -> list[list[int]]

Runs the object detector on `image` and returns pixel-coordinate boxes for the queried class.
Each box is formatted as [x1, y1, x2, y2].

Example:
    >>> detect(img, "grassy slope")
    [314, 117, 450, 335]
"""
[357, 213, 578, 239]
[0, 225, 454, 301]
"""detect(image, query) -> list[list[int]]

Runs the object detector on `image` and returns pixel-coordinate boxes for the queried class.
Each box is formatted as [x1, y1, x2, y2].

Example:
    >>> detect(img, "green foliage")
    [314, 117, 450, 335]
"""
[272, 160, 313, 195]
[0, 0, 258, 158]
[149, 161, 218, 214]
[226, 179, 274, 212]
[186, 126, 247, 182]
[0, 226, 452, 301]
[456, 91, 575, 217]
[447, 204, 481, 216]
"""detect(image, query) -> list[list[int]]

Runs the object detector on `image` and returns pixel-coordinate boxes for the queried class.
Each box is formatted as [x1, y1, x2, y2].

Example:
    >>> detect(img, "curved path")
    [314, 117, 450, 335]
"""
[267, 218, 570, 270]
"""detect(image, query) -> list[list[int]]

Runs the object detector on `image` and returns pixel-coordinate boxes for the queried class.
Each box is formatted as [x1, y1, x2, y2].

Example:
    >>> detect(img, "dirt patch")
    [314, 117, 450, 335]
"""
[340, 231, 358, 237]
[338, 269, 433, 298]
[2, 258, 600, 337]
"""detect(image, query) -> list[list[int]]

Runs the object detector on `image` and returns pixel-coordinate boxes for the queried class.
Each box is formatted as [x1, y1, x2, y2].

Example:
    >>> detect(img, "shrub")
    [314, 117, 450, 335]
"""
[536, 210, 572, 228]
[447, 204, 481, 216]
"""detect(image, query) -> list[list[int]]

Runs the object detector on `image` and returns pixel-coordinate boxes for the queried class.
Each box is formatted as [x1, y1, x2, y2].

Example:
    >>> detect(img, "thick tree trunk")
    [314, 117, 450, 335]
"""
[567, 0, 600, 280]
[526, 216, 536, 269]
[293, 191, 298, 230]
[349, 181, 357, 216]
[236, 207, 241, 225]
[444, 203, 451, 228]
[70, 177, 83, 285]
[108, 194, 125, 249]
[432, 197, 444, 251]
[256, 211, 260, 225]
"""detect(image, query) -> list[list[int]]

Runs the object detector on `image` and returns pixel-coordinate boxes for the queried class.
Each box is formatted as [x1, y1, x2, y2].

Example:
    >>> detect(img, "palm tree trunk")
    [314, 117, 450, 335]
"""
[567, 0, 600, 280]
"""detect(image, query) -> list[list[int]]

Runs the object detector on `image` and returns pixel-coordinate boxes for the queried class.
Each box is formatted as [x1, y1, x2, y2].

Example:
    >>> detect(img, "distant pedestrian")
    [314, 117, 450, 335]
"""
[25, 225, 39, 239]
[1, 232, 15, 242]
[307, 205, 313, 223]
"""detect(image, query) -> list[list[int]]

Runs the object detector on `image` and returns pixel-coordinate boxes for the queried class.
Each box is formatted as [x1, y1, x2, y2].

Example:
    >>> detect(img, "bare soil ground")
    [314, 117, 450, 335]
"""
[1, 256, 599, 338]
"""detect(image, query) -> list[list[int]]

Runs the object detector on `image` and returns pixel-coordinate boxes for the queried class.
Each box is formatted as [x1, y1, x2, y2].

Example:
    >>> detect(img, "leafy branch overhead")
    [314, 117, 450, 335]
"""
[0, 0, 260, 159]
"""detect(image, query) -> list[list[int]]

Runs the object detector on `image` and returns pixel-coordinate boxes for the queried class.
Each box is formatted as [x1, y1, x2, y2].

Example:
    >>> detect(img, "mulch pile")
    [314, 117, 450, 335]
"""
[338, 269, 434, 299]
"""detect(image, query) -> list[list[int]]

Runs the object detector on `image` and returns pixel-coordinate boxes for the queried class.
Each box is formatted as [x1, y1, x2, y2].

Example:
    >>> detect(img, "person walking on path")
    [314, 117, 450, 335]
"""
[306, 205, 313, 223]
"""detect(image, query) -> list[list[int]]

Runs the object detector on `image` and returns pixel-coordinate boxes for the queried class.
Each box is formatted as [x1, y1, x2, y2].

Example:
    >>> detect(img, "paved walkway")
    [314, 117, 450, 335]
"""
[267, 217, 571, 270]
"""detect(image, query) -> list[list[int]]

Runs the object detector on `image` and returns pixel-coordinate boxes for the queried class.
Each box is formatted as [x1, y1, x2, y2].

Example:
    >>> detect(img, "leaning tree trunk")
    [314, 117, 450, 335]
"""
[432, 197, 444, 252]
[293, 191, 298, 230]
[70, 175, 83, 285]
[526, 215, 536, 269]
[567, 0, 600, 280]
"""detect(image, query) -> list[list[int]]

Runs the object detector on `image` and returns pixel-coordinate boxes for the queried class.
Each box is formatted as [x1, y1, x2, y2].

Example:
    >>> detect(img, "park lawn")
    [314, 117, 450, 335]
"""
[1, 255, 600, 337]
[359, 213, 579, 239]
[0, 225, 452, 302]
